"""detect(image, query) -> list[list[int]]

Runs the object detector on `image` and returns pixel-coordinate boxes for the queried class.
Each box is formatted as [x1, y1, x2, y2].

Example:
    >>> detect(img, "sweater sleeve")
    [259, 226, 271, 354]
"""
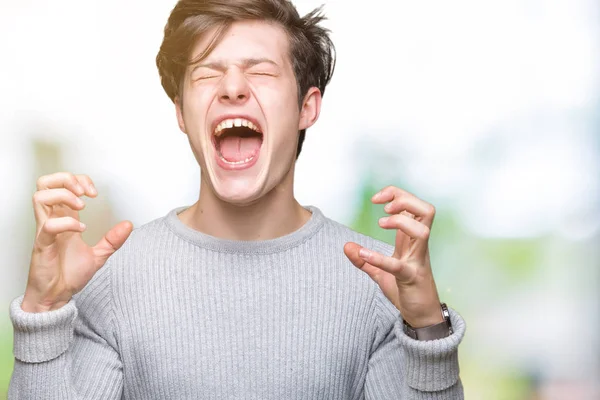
[8, 265, 123, 400]
[364, 291, 466, 399]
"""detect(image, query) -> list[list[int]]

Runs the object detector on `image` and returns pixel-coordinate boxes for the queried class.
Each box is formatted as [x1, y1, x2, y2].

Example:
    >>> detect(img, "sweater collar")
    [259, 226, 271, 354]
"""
[164, 205, 325, 254]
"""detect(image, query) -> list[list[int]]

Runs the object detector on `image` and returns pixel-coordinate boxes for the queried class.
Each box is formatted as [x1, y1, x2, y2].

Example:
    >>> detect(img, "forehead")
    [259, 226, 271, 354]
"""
[191, 20, 290, 65]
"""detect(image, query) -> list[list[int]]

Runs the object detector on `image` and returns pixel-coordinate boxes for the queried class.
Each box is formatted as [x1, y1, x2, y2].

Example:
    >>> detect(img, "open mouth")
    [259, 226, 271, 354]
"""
[212, 118, 264, 166]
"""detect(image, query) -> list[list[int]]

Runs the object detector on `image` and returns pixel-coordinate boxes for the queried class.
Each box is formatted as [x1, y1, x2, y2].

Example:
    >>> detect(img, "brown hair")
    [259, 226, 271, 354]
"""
[156, 0, 336, 159]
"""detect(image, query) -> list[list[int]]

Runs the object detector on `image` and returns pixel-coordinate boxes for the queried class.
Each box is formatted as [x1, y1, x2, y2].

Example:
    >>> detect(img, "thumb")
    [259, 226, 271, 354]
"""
[344, 242, 382, 281]
[344, 242, 367, 269]
[92, 220, 134, 268]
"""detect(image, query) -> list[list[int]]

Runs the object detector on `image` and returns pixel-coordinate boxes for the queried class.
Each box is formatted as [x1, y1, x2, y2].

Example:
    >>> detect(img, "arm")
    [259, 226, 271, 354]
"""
[9, 172, 132, 399]
[365, 294, 466, 399]
[344, 186, 467, 397]
[8, 265, 123, 400]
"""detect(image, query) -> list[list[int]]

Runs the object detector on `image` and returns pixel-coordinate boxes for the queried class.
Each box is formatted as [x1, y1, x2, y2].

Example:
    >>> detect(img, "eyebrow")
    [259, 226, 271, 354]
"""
[192, 58, 280, 73]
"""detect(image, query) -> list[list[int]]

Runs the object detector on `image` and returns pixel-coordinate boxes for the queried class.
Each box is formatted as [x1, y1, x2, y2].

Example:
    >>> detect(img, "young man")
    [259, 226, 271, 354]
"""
[9, 0, 466, 399]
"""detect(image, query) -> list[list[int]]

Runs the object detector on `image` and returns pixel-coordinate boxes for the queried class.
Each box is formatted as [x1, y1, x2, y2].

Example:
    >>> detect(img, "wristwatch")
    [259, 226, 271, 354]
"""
[403, 303, 453, 341]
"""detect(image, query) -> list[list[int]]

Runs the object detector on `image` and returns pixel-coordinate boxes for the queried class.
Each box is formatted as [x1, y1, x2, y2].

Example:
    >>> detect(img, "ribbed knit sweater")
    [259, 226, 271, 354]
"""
[9, 205, 465, 399]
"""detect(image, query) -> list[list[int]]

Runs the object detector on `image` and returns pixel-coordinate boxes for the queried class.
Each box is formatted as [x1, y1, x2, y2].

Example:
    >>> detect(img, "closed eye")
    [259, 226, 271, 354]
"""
[195, 75, 220, 81]
[248, 72, 276, 77]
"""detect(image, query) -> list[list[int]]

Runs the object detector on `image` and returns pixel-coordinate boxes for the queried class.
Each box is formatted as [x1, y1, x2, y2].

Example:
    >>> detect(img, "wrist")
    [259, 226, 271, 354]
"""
[403, 303, 453, 341]
[396, 278, 442, 327]
[22, 292, 69, 313]
[400, 304, 444, 328]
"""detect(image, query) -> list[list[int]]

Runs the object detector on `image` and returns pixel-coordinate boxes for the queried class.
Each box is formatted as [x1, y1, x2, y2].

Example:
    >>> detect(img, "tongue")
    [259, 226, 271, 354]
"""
[219, 136, 262, 162]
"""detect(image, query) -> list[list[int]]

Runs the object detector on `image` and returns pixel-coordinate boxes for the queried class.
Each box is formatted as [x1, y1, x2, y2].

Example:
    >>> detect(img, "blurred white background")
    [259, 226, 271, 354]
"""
[1, 0, 599, 398]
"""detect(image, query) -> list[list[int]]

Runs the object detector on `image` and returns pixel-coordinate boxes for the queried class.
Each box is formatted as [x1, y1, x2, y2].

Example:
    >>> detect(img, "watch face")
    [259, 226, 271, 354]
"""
[440, 303, 452, 331]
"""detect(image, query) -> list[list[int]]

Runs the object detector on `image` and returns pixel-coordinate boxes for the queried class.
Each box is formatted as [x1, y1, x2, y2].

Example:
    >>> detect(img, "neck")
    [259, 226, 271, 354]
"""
[178, 169, 311, 241]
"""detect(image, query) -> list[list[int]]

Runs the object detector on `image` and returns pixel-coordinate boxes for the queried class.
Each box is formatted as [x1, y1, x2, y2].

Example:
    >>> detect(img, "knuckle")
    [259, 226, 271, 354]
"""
[41, 221, 52, 233]
[74, 174, 84, 184]
[35, 176, 46, 189]
[379, 185, 392, 196]
[32, 191, 43, 204]
[421, 226, 431, 240]
[65, 188, 78, 199]
[57, 171, 70, 181]
[66, 216, 77, 226]
[70, 190, 83, 201]
[77, 174, 91, 184]
[68, 173, 79, 186]
[55, 171, 73, 185]
[394, 259, 408, 271]
[427, 204, 436, 216]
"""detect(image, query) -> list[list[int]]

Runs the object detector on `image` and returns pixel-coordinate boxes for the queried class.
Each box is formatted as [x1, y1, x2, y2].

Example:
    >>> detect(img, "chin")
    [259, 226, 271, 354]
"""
[211, 175, 268, 206]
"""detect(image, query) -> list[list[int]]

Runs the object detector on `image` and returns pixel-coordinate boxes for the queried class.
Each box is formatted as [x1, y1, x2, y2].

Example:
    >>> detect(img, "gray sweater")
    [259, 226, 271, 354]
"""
[9, 205, 465, 399]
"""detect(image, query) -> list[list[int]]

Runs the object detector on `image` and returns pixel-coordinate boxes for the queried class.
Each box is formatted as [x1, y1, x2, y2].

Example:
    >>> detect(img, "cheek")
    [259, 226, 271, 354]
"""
[182, 95, 211, 133]
[258, 87, 300, 132]
[181, 97, 213, 159]
[185, 80, 214, 109]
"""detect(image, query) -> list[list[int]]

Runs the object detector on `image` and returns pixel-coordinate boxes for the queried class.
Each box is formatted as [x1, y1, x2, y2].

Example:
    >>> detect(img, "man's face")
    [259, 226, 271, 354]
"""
[177, 20, 321, 205]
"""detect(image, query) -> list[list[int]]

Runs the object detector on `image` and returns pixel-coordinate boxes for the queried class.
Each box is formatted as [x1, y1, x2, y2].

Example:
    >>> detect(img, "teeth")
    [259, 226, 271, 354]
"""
[214, 118, 262, 136]
[218, 152, 255, 165]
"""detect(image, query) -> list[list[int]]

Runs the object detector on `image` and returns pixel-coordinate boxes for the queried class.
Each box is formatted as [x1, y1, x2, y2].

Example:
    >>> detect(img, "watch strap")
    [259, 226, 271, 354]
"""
[403, 303, 453, 341]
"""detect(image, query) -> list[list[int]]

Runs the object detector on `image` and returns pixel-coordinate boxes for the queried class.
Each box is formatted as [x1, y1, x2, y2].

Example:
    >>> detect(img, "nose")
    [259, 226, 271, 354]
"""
[217, 68, 250, 105]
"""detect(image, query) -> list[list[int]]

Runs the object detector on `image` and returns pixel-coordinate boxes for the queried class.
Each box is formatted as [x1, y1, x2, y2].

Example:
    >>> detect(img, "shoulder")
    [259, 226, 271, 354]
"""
[310, 206, 398, 298]
[313, 207, 400, 314]
[315, 207, 395, 257]
[75, 209, 178, 315]
[79, 209, 176, 293]
[107, 208, 178, 263]
[123, 210, 174, 248]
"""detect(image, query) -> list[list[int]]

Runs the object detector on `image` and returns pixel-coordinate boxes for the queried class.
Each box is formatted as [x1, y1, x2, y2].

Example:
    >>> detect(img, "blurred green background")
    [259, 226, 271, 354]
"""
[1, 0, 599, 399]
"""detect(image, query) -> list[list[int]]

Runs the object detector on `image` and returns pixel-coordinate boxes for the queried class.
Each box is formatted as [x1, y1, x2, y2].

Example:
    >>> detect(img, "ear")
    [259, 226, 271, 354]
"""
[298, 87, 322, 131]
[175, 97, 187, 134]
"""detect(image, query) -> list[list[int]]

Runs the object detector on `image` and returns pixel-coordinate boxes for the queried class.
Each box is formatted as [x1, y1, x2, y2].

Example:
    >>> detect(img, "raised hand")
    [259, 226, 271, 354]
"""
[22, 172, 133, 313]
[344, 186, 443, 328]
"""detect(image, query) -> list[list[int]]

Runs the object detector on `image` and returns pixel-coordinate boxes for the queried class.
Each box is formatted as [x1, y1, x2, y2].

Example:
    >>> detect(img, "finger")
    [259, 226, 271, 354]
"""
[372, 186, 436, 228]
[37, 217, 86, 247]
[379, 214, 430, 258]
[371, 186, 396, 204]
[343, 242, 385, 282]
[355, 246, 417, 283]
[379, 214, 430, 241]
[384, 199, 434, 226]
[32, 188, 86, 225]
[392, 212, 413, 256]
[36, 172, 97, 198]
[74, 174, 98, 197]
[93, 221, 134, 269]
[37, 172, 85, 196]
[344, 242, 367, 269]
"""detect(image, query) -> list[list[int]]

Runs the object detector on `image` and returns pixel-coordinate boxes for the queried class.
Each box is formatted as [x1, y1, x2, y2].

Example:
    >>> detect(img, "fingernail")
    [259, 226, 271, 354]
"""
[384, 203, 392, 212]
[359, 249, 371, 259]
[89, 185, 97, 195]
[79, 222, 86, 230]
[379, 217, 389, 224]
[76, 198, 84, 207]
